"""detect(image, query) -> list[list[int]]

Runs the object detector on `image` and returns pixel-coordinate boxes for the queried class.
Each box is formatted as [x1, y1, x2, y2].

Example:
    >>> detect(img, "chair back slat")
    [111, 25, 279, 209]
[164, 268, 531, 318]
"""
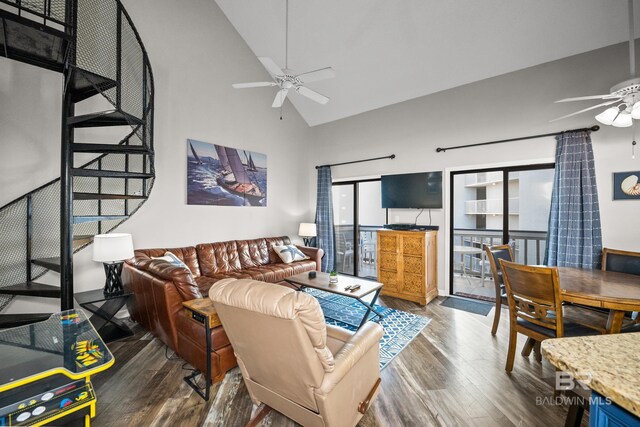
[513, 296, 557, 330]
[602, 248, 640, 276]
[484, 244, 514, 286]
[499, 260, 564, 337]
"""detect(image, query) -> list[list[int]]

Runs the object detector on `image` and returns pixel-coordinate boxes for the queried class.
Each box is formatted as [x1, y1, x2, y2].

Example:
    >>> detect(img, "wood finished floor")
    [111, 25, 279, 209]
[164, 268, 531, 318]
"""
[91, 297, 584, 427]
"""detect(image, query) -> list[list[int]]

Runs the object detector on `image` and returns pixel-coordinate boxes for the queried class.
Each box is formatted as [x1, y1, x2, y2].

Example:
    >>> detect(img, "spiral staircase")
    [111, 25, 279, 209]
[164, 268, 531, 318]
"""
[0, 0, 154, 327]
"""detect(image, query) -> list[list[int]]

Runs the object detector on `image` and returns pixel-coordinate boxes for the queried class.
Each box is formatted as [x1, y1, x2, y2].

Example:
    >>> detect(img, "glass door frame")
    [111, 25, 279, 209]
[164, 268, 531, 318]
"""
[448, 163, 555, 296]
[332, 178, 382, 278]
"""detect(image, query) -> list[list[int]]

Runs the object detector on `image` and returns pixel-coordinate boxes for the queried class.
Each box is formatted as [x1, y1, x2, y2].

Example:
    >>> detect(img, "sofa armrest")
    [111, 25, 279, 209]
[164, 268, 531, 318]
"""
[317, 322, 383, 396]
[127, 258, 202, 300]
[297, 245, 324, 271]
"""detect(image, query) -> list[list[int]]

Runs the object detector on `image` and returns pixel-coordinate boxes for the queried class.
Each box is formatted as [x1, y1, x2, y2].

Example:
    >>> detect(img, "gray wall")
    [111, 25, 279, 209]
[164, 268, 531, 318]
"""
[310, 41, 640, 294]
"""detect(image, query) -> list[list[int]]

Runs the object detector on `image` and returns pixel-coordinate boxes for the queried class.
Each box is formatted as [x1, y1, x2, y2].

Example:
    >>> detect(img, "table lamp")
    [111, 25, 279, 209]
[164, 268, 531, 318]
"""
[298, 223, 317, 246]
[92, 233, 134, 296]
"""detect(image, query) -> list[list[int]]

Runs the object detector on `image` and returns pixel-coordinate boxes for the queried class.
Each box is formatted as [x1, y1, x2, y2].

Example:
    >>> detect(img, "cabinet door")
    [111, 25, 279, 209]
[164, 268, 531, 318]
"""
[378, 232, 399, 254]
[378, 232, 400, 293]
[378, 269, 400, 293]
[402, 234, 424, 257]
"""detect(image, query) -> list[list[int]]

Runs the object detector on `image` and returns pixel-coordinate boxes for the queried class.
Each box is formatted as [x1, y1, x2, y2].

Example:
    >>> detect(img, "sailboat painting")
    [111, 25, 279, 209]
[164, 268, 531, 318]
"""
[187, 139, 267, 206]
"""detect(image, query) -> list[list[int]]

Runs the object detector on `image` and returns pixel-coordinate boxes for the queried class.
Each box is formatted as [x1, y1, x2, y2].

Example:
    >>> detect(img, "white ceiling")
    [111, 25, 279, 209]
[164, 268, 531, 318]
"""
[215, 0, 637, 126]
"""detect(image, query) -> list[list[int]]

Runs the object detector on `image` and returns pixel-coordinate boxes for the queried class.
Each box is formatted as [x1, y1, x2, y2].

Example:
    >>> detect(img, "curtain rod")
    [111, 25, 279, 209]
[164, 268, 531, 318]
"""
[435, 125, 600, 153]
[315, 154, 395, 169]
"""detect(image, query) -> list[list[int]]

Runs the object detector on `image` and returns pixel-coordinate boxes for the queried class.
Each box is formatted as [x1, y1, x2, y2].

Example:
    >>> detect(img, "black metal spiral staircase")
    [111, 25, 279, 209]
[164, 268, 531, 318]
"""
[0, 0, 154, 327]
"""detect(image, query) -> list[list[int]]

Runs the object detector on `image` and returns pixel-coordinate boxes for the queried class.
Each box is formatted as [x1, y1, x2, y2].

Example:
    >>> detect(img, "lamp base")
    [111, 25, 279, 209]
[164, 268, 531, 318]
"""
[103, 262, 124, 296]
[302, 237, 314, 247]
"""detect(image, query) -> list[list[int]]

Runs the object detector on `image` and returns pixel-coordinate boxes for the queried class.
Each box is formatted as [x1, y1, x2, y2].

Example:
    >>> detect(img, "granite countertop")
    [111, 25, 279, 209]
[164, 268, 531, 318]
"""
[541, 332, 640, 418]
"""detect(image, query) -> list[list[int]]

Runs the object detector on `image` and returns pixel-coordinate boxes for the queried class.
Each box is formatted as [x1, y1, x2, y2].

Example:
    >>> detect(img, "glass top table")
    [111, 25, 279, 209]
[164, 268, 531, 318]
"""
[0, 309, 114, 392]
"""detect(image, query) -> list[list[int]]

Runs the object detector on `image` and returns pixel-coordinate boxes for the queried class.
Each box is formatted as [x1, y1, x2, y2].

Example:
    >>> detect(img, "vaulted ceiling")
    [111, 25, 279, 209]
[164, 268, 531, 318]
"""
[215, 0, 637, 126]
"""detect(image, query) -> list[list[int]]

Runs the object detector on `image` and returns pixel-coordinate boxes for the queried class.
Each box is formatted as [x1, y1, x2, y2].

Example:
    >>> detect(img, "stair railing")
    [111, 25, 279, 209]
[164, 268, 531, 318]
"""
[0, 0, 154, 312]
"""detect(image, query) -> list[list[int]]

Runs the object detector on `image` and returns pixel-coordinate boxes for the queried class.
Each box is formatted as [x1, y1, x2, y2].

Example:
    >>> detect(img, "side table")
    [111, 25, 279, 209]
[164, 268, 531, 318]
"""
[74, 289, 134, 343]
[182, 298, 222, 401]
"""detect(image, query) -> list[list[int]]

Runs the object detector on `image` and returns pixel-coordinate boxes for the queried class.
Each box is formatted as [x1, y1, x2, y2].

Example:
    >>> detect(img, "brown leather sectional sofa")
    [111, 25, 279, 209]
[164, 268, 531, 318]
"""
[123, 236, 324, 382]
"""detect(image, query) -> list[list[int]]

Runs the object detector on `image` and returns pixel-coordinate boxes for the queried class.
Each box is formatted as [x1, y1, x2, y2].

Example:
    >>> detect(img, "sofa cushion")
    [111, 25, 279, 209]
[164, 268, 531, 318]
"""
[197, 241, 242, 275]
[237, 238, 269, 268]
[265, 236, 292, 264]
[128, 249, 202, 300]
[132, 247, 201, 277]
[153, 252, 192, 273]
[273, 244, 310, 264]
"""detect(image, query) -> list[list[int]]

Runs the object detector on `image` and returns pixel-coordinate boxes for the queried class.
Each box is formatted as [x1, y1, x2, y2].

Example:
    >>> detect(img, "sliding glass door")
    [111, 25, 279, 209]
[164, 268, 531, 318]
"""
[332, 179, 385, 278]
[332, 183, 355, 275]
[450, 164, 554, 300]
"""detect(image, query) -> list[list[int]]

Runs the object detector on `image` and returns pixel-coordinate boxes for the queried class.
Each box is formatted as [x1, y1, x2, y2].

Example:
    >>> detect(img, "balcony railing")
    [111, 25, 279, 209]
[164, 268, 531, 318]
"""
[453, 228, 547, 277]
[334, 224, 380, 278]
[331, 225, 547, 282]
[464, 198, 519, 215]
[464, 171, 519, 187]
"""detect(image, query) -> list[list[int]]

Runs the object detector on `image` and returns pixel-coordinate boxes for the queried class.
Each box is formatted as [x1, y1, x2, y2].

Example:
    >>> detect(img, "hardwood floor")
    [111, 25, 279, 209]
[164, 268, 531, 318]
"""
[91, 297, 585, 426]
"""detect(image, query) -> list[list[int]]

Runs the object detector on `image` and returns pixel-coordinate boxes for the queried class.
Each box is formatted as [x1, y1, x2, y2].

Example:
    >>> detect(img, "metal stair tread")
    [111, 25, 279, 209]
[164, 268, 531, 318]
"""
[0, 282, 60, 298]
[73, 215, 129, 224]
[31, 257, 61, 272]
[68, 110, 144, 128]
[71, 169, 153, 179]
[0, 9, 69, 73]
[68, 67, 117, 103]
[70, 143, 152, 154]
[0, 313, 52, 329]
[73, 192, 146, 200]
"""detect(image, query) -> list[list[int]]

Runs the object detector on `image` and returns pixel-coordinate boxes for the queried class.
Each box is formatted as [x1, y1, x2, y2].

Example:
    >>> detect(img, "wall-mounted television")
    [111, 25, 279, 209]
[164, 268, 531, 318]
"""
[381, 171, 442, 209]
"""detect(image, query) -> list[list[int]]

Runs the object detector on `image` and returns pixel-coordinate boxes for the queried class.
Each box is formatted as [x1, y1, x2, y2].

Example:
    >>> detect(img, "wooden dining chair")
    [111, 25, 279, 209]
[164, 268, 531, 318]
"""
[603, 247, 640, 325]
[484, 244, 514, 336]
[602, 247, 640, 275]
[499, 260, 600, 373]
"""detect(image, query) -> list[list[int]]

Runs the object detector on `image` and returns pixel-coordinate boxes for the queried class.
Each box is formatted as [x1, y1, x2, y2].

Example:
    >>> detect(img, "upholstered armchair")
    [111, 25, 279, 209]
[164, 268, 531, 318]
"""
[209, 278, 384, 427]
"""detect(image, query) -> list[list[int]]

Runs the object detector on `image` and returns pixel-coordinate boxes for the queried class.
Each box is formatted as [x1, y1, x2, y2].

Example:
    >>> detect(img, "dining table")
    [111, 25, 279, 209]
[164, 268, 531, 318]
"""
[557, 267, 640, 334]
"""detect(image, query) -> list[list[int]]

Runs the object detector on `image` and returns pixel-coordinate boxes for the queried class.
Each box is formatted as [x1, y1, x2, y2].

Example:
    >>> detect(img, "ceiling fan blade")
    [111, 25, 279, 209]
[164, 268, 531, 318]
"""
[258, 57, 284, 77]
[296, 67, 336, 83]
[296, 86, 329, 104]
[549, 100, 619, 122]
[232, 82, 278, 89]
[272, 88, 289, 108]
[555, 94, 619, 103]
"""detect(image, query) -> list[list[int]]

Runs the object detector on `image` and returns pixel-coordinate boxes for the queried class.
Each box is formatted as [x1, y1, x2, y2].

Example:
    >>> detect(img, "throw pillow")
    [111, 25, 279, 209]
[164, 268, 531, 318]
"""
[152, 251, 191, 273]
[273, 245, 310, 264]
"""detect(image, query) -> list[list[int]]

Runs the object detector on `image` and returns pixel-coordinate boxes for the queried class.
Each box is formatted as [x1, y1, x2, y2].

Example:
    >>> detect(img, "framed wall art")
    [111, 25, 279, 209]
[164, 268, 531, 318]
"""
[613, 171, 640, 200]
[187, 139, 267, 206]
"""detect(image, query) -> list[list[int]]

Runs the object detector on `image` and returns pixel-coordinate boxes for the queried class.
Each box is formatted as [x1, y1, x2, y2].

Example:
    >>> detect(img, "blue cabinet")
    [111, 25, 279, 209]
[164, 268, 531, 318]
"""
[590, 392, 640, 427]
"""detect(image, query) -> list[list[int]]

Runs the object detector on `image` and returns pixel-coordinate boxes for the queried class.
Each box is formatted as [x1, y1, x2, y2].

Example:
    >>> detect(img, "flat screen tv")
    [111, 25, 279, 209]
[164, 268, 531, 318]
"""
[381, 171, 442, 209]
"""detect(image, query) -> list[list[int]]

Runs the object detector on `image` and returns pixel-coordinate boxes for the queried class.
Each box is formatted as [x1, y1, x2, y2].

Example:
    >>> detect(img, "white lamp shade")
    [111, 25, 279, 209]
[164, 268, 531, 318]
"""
[595, 107, 619, 125]
[92, 233, 134, 262]
[298, 222, 317, 237]
[612, 112, 633, 127]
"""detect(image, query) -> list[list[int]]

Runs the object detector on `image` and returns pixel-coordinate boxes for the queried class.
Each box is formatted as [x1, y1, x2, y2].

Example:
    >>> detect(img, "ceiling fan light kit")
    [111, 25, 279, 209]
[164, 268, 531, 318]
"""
[231, 0, 335, 117]
[551, 0, 640, 157]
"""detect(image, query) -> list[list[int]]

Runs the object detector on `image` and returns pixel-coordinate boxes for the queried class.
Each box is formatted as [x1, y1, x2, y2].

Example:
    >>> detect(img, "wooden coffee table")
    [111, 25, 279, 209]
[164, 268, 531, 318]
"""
[285, 272, 384, 330]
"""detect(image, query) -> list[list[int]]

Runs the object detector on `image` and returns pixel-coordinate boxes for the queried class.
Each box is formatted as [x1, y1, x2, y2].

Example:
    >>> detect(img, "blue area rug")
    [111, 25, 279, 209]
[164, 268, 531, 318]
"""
[305, 289, 431, 370]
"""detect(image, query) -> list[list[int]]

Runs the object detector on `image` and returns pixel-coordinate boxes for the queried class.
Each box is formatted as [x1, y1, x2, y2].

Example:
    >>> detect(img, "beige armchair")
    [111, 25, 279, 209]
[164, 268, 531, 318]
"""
[209, 278, 384, 427]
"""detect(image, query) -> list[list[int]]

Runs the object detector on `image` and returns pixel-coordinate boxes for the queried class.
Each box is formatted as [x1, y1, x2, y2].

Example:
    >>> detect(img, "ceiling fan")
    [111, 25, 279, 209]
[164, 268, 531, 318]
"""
[232, 0, 335, 109]
[551, 0, 640, 127]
